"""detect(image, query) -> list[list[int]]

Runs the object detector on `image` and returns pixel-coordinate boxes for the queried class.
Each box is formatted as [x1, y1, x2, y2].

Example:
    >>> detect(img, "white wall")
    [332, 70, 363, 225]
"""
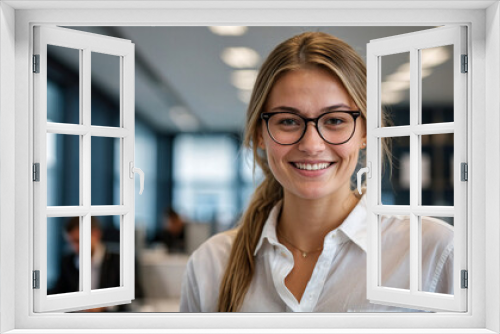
[485, 2, 500, 333]
[0, 2, 16, 332]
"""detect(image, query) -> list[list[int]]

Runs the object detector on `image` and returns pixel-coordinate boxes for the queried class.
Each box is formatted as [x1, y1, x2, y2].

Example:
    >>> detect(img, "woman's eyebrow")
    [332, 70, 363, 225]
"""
[269, 104, 353, 113]
[269, 106, 300, 113]
[322, 103, 353, 112]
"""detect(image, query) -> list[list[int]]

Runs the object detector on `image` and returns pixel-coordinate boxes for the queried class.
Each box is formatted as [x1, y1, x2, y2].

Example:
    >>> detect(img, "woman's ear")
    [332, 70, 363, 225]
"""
[360, 132, 367, 149]
[257, 125, 265, 150]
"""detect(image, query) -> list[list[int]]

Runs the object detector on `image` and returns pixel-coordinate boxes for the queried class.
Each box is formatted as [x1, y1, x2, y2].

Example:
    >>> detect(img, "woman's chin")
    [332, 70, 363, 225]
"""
[287, 187, 336, 201]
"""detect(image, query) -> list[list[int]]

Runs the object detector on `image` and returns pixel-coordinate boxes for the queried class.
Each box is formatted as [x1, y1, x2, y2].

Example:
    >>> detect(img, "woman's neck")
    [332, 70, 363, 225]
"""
[278, 188, 359, 251]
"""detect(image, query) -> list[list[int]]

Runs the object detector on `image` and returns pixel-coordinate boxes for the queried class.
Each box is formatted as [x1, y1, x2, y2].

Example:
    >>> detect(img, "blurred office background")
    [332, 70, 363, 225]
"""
[46, 26, 454, 312]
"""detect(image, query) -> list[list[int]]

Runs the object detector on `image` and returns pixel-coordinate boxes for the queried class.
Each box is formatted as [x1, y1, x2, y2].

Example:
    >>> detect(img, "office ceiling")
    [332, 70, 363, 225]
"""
[52, 26, 450, 134]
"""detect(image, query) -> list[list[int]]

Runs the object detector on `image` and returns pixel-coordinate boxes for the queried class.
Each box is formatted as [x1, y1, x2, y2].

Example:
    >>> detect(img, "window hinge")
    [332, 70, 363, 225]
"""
[461, 270, 468, 289]
[33, 54, 40, 73]
[33, 270, 40, 289]
[461, 163, 468, 181]
[33, 163, 40, 182]
[461, 54, 468, 73]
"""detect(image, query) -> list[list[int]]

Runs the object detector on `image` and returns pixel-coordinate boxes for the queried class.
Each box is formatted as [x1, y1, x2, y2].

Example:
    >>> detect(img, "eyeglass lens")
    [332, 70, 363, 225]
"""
[267, 112, 356, 145]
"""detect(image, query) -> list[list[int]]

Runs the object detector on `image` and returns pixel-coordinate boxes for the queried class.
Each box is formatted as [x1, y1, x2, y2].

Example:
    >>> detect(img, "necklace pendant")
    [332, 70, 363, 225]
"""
[302, 252, 307, 258]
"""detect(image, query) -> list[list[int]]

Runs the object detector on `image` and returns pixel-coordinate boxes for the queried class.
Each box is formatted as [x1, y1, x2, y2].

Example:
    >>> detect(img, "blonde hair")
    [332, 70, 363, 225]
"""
[217, 31, 389, 312]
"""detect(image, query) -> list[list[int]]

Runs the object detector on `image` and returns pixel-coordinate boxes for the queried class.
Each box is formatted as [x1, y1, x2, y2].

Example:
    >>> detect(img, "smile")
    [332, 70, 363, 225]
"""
[292, 162, 334, 171]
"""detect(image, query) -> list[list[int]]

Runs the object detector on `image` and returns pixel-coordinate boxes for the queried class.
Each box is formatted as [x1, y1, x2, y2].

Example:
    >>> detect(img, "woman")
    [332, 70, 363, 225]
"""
[180, 32, 453, 312]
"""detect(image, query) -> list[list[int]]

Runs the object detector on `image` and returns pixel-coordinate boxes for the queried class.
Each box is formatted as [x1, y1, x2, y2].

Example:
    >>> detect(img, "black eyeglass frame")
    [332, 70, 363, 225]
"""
[260, 111, 362, 146]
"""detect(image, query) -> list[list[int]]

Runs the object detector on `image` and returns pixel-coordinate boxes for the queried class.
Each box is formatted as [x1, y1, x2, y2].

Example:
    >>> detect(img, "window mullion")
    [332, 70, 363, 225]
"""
[81, 47, 92, 294]
[409, 47, 420, 294]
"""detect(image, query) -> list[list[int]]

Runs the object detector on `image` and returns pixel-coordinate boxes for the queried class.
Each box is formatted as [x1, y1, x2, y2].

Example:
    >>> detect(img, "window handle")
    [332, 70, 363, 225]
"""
[356, 162, 371, 195]
[129, 162, 145, 195]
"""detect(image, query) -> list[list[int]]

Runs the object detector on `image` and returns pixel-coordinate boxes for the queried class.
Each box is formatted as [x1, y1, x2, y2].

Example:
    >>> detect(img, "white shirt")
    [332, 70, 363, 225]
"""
[91, 243, 105, 290]
[180, 195, 454, 312]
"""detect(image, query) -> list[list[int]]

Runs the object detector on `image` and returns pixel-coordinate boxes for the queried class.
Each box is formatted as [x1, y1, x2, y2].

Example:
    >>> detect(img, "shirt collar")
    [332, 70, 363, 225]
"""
[336, 194, 368, 252]
[253, 195, 368, 256]
[254, 201, 282, 256]
[92, 243, 106, 266]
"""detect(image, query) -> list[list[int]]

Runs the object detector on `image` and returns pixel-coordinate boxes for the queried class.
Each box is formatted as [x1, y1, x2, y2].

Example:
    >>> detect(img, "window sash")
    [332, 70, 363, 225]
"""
[366, 25, 468, 312]
[3, 4, 492, 332]
[32, 25, 136, 313]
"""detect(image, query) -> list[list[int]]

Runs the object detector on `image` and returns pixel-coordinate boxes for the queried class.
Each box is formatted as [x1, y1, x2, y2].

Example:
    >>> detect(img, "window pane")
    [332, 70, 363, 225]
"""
[381, 136, 410, 205]
[47, 45, 80, 124]
[48, 216, 81, 295]
[47, 133, 80, 206]
[134, 122, 158, 240]
[173, 134, 236, 182]
[421, 45, 454, 124]
[420, 216, 454, 295]
[381, 52, 410, 127]
[91, 52, 121, 127]
[91, 136, 121, 206]
[380, 214, 410, 290]
[421, 134, 454, 206]
[91, 215, 121, 290]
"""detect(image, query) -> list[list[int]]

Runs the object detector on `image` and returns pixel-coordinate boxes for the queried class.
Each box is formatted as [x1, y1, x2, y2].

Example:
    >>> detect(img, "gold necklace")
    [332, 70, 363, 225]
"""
[278, 229, 323, 258]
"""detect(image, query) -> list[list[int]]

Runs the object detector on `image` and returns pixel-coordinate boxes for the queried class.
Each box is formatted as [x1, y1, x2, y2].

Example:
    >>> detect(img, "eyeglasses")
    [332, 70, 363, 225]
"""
[260, 111, 361, 145]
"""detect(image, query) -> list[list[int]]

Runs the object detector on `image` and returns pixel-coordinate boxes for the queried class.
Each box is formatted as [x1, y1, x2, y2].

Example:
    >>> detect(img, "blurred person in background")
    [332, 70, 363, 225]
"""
[50, 216, 144, 311]
[156, 207, 186, 253]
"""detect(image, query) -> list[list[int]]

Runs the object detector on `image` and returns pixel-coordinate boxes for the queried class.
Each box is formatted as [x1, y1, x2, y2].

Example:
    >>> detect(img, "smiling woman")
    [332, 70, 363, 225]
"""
[179, 32, 454, 312]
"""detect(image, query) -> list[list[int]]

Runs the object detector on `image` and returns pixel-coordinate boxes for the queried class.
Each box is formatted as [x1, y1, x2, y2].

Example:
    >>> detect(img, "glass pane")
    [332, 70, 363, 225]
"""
[421, 45, 454, 124]
[380, 214, 410, 290]
[47, 45, 80, 124]
[421, 134, 454, 206]
[48, 216, 81, 295]
[381, 52, 410, 127]
[91, 136, 121, 206]
[420, 216, 454, 295]
[91, 52, 121, 127]
[91, 215, 121, 291]
[381, 136, 410, 205]
[47, 133, 80, 206]
[173, 134, 236, 182]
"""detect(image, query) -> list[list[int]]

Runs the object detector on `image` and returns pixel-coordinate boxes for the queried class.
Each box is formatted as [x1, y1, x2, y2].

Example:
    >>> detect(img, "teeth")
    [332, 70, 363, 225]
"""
[294, 162, 331, 170]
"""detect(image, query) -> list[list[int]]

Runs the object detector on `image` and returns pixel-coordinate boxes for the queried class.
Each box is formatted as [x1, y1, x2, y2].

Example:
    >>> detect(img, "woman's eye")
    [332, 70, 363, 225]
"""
[279, 118, 300, 126]
[325, 118, 343, 125]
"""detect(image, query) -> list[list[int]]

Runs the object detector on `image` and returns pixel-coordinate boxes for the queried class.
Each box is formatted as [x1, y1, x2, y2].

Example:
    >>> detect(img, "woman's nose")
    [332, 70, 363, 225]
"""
[298, 122, 325, 154]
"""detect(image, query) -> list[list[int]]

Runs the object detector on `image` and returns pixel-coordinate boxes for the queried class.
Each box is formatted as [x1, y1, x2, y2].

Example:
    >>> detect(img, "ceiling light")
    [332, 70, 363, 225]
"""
[421, 46, 450, 68]
[382, 81, 410, 92]
[169, 105, 200, 131]
[209, 26, 248, 36]
[381, 90, 405, 105]
[221, 47, 260, 68]
[385, 68, 432, 82]
[231, 70, 258, 90]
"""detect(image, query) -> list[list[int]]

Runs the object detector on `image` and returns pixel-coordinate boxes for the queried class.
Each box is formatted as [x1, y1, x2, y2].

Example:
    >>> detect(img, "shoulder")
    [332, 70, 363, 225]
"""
[181, 229, 238, 312]
[420, 217, 454, 254]
[188, 229, 238, 273]
[382, 215, 453, 249]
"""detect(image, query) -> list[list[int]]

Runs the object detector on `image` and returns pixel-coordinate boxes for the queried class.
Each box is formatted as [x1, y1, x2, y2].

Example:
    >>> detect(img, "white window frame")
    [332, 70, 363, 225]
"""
[0, 1, 499, 333]
[366, 26, 467, 312]
[33, 25, 136, 313]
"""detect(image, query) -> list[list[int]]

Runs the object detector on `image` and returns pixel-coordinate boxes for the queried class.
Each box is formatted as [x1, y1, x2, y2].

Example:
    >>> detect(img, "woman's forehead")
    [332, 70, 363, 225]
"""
[266, 68, 355, 113]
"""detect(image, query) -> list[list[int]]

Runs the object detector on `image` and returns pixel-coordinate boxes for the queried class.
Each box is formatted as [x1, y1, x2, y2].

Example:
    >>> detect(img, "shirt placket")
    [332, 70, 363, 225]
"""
[270, 243, 299, 311]
[298, 231, 341, 312]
